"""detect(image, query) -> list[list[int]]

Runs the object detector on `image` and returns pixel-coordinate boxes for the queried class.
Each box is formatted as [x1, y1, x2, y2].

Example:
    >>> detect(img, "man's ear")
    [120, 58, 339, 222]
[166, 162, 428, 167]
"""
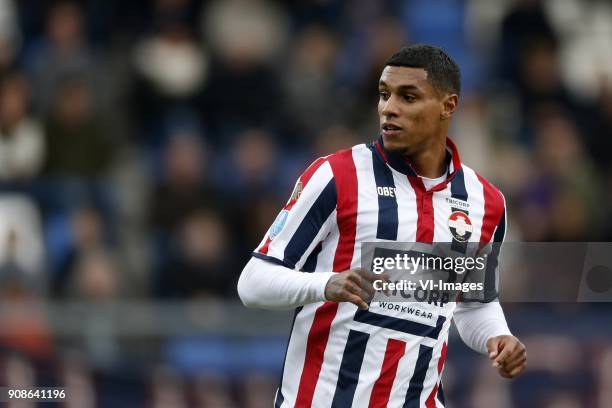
[440, 94, 458, 120]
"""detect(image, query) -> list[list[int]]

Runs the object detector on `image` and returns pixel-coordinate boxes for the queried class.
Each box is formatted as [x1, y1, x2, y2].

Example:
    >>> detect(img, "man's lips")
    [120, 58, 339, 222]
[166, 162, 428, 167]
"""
[381, 123, 403, 137]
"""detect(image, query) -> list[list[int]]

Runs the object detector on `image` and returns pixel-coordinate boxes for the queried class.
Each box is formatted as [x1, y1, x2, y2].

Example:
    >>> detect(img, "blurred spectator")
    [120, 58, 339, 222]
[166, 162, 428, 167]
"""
[312, 124, 360, 158]
[0, 195, 50, 360]
[61, 354, 96, 408]
[43, 76, 112, 179]
[24, 1, 102, 115]
[161, 209, 236, 299]
[131, 14, 208, 138]
[64, 250, 122, 370]
[218, 129, 284, 197]
[0, 280, 52, 360]
[148, 131, 236, 297]
[527, 110, 603, 240]
[336, 7, 407, 124]
[200, 0, 288, 138]
[589, 81, 612, 174]
[193, 375, 237, 408]
[512, 335, 590, 407]
[0, 295, 51, 362]
[283, 0, 345, 27]
[239, 194, 285, 263]
[282, 25, 342, 139]
[469, 359, 513, 408]
[133, 22, 206, 99]
[0, 0, 21, 73]
[241, 374, 279, 408]
[149, 365, 188, 408]
[48, 205, 112, 297]
[149, 132, 218, 233]
[498, 0, 558, 84]
[0, 72, 45, 182]
[452, 97, 494, 174]
[0, 194, 45, 292]
[68, 249, 121, 301]
[203, 0, 287, 68]
[3, 354, 37, 408]
[0, 230, 39, 297]
[546, 0, 612, 101]
[150, 0, 201, 33]
[517, 40, 578, 124]
[216, 129, 293, 259]
[362, 15, 408, 87]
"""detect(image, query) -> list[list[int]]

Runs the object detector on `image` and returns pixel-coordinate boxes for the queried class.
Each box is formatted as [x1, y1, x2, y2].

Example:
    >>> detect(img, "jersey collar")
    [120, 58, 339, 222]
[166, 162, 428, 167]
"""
[372, 135, 463, 191]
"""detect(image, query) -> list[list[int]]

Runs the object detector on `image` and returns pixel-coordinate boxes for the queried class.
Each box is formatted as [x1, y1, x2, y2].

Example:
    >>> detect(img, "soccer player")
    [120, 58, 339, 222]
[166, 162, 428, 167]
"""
[238, 45, 526, 407]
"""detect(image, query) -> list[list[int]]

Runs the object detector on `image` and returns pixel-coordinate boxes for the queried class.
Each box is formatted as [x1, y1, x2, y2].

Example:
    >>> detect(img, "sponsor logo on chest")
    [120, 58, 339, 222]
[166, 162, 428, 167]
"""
[377, 186, 397, 198]
[445, 196, 470, 209]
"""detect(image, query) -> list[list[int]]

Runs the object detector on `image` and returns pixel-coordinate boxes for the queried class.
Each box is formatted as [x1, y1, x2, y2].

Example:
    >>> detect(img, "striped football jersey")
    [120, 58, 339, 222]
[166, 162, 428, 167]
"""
[253, 136, 506, 408]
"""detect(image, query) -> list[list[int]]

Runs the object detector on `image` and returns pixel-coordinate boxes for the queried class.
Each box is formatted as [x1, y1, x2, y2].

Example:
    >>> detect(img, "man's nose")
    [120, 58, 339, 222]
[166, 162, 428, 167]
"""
[381, 94, 400, 117]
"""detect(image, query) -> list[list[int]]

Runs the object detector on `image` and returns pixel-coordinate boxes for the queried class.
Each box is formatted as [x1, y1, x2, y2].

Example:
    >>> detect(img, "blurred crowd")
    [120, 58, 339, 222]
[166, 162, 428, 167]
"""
[0, 0, 611, 406]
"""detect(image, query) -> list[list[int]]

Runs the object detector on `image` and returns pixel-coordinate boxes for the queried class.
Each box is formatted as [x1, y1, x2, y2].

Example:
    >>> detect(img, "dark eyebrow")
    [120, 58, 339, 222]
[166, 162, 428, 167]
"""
[398, 85, 420, 92]
[378, 81, 422, 93]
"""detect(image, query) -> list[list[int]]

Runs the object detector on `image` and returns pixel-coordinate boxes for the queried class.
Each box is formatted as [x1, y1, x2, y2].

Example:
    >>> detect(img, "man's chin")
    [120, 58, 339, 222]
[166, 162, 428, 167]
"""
[382, 134, 410, 153]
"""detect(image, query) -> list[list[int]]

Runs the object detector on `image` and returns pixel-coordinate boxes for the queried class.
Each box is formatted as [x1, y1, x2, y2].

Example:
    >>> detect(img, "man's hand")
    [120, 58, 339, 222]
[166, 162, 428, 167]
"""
[324, 268, 388, 310]
[486, 335, 527, 378]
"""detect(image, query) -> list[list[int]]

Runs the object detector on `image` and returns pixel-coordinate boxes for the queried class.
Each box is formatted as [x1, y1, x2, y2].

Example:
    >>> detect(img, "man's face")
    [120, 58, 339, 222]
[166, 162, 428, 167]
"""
[377, 66, 451, 154]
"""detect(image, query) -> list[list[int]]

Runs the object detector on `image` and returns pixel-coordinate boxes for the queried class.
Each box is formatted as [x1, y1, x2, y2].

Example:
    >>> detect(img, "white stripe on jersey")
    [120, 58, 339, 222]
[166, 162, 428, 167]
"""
[391, 169, 419, 242]
[311, 302, 355, 406]
[277, 302, 320, 407]
[353, 144, 380, 250]
[350, 332, 390, 408]
[350, 145, 372, 269]
[312, 213, 339, 272]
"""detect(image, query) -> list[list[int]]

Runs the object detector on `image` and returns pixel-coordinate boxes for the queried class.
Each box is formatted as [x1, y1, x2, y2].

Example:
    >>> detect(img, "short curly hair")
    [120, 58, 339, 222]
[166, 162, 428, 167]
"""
[385, 44, 461, 95]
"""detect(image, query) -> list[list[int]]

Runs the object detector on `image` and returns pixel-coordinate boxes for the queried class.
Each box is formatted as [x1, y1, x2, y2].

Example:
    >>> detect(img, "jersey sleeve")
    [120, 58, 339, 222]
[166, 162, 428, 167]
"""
[454, 197, 510, 352]
[253, 157, 337, 270]
[453, 300, 511, 354]
[463, 193, 507, 303]
[481, 193, 507, 302]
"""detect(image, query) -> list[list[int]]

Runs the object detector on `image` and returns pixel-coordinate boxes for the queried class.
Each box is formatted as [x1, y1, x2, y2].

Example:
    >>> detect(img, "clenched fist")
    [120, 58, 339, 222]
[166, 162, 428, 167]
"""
[486, 335, 527, 378]
[324, 268, 389, 310]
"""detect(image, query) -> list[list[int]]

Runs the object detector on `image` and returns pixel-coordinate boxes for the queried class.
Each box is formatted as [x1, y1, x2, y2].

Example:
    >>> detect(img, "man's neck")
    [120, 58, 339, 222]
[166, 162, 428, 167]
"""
[404, 138, 447, 178]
